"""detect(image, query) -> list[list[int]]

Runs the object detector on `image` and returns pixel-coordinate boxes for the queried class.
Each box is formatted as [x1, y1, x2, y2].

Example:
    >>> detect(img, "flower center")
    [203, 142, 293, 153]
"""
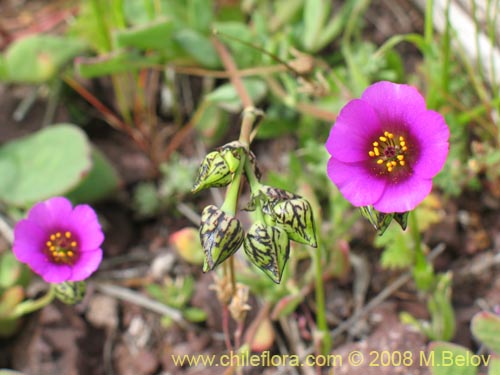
[45, 231, 79, 265]
[368, 131, 408, 172]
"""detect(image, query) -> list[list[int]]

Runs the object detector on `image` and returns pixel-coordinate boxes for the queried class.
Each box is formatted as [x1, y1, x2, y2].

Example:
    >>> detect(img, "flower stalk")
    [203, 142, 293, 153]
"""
[10, 285, 56, 319]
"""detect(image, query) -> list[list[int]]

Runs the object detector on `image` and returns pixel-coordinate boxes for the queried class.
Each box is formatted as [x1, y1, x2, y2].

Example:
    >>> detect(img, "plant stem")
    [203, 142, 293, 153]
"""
[409, 210, 434, 291]
[10, 285, 56, 319]
[312, 238, 331, 356]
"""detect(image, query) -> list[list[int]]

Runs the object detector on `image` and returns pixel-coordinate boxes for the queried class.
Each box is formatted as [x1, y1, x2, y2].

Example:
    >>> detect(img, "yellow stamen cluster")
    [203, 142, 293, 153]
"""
[368, 131, 408, 172]
[46, 231, 78, 264]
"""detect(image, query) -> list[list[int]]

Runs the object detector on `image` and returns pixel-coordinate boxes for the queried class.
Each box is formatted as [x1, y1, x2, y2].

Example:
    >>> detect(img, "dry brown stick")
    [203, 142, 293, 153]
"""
[211, 36, 254, 109]
[329, 243, 447, 341]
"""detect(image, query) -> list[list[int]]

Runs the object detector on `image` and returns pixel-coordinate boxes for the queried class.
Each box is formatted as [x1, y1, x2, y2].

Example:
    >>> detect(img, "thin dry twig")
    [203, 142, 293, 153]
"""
[329, 243, 447, 340]
[93, 282, 192, 330]
[211, 36, 253, 109]
[0, 213, 14, 245]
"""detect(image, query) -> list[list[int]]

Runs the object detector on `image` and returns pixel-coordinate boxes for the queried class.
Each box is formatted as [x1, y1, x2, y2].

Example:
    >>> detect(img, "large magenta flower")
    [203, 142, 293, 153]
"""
[13, 197, 104, 283]
[326, 81, 449, 213]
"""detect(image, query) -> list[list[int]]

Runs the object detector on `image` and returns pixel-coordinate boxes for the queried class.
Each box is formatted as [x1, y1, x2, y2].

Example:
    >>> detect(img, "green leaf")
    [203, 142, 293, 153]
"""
[471, 312, 500, 354]
[0, 253, 26, 290]
[488, 356, 500, 375]
[174, 28, 220, 68]
[66, 147, 120, 203]
[303, 0, 328, 52]
[0, 124, 92, 207]
[187, 0, 214, 32]
[3, 35, 87, 83]
[206, 78, 267, 113]
[114, 18, 178, 54]
[76, 51, 162, 78]
[375, 225, 414, 269]
[427, 342, 479, 375]
[183, 307, 207, 323]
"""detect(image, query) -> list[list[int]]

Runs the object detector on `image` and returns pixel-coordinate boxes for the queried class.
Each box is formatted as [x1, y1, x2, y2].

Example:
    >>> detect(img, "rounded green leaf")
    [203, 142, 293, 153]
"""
[0, 124, 92, 207]
[3, 35, 87, 83]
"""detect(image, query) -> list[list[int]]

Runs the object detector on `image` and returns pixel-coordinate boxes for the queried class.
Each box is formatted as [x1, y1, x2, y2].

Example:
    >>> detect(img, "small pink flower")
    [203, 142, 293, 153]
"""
[13, 197, 103, 283]
[326, 81, 450, 213]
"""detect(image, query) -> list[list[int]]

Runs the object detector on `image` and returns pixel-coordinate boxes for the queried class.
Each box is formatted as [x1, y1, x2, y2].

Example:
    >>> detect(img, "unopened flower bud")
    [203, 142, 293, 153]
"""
[394, 211, 410, 230]
[272, 198, 317, 247]
[53, 281, 86, 304]
[220, 141, 245, 173]
[243, 222, 290, 284]
[200, 205, 244, 271]
[192, 151, 233, 193]
[359, 205, 394, 235]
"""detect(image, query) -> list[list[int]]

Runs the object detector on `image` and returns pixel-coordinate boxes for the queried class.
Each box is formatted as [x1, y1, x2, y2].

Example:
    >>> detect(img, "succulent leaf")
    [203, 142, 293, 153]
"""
[243, 223, 290, 284]
[199, 205, 244, 271]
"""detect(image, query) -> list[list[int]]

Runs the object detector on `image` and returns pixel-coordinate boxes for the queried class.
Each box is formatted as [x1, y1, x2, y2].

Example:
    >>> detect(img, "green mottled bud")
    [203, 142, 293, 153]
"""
[220, 141, 245, 173]
[272, 198, 317, 247]
[359, 206, 393, 235]
[199, 205, 244, 271]
[394, 211, 410, 230]
[53, 281, 86, 304]
[192, 151, 233, 193]
[243, 223, 290, 284]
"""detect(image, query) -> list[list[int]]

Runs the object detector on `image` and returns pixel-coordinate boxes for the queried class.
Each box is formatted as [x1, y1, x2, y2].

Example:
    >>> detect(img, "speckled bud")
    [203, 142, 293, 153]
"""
[243, 223, 290, 284]
[272, 198, 317, 247]
[199, 205, 244, 272]
[192, 151, 233, 193]
[359, 205, 394, 236]
[53, 281, 86, 304]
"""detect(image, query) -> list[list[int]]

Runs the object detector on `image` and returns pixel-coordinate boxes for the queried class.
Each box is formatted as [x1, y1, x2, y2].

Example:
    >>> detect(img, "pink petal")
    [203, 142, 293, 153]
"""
[27, 197, 73, 232]
[373, 175, 433, 213]
[410, 110, 450, 178]
[68, 204, 104, 251]
[35, 263, 72, 283]
[327, 157, 386, 207]
[361, 81, 427, 132]
[326, 99, 383, 163]
[13, 220, 47, 263]
[70, 249, 103, 281]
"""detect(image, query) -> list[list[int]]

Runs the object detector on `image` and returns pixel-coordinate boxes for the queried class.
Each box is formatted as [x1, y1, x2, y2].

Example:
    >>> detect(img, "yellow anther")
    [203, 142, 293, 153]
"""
[391, 161, 397, 166]
[369, 151, 375, 157]
[56, 232, 61, 238]
[399, 136, 404, 142]
[50, 246, 56, 252]
[387, 133, 394, 139]
[402, 146, 408, 151]
[397, 155, 404, 161]
[46, 241, 52, 247]
[67, 251, 74, 257]
[386, 162, 392, 169]
[372, 141, 379, 147]
[399, 160, 406, 166]
[377, 159, 384, 164]
[374, 148, 380, 156]
[65, 231, 71, 238]
[379, 136, 387, 142]
[50, 234, 56, 241]
[400, 141, 406, 147]
[71, 241, 77, 247]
